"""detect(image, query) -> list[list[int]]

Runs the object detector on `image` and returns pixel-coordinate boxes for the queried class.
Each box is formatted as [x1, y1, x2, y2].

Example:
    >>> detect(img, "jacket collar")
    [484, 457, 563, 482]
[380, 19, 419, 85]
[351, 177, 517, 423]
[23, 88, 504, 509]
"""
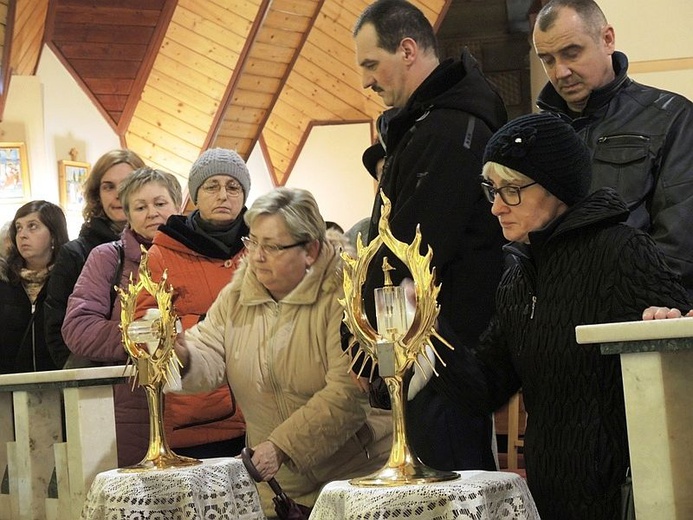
[386, 49, 507, 149]
[503, 187, 629, 259]
[155, 210, 248, 259]
[79, 216, 121, 247]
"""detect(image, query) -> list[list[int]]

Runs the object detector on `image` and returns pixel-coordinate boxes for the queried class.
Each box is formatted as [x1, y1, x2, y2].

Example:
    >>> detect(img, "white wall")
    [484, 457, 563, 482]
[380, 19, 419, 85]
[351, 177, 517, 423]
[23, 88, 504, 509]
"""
[246, 123, 376, 232]
[601, 0, 693, 98]
[0, 76, 45, 227]
[284, 123, 376, 231]
[39, 47, 122, 174]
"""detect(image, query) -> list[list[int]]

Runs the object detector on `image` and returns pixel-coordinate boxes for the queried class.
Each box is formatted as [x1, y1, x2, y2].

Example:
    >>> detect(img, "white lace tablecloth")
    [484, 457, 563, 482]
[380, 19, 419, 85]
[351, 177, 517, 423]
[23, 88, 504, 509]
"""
[80, 457, 267, 520]
[309, 470, 539, 520]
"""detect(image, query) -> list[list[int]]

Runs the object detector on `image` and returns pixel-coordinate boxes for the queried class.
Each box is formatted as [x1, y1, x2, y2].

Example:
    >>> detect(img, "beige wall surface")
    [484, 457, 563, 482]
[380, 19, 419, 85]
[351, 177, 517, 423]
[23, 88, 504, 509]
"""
[603, 0, 693, 99]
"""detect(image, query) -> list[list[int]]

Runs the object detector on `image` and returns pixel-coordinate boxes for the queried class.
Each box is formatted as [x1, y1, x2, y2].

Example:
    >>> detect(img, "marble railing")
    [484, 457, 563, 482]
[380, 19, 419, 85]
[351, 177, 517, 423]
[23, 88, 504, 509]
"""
[0, 366, 132, 520]
[576, 318, 693, 520]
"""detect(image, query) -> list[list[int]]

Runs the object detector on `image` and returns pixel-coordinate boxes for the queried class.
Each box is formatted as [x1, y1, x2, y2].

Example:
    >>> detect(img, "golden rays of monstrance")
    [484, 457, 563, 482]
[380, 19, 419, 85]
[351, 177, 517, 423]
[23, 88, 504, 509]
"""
[340, 192, 458, 485]
[117, 249, 200, 471]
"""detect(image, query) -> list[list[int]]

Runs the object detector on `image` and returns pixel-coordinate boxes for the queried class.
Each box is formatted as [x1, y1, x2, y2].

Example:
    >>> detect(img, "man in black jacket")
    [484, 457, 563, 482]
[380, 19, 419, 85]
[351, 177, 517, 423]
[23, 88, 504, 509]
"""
[351, 0, 507, 471]
[533, 0, 693, 297]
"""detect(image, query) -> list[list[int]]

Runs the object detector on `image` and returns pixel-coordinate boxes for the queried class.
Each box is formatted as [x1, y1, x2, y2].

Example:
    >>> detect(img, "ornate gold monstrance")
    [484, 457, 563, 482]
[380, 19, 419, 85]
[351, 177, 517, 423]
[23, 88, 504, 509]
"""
[341, 192, 458, 486]
[117, 249, 200, 471]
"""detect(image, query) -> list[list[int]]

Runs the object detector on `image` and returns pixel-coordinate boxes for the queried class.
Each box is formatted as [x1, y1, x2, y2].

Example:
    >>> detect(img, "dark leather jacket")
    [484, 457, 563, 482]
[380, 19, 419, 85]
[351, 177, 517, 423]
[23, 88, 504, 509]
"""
[537, 51, 693, 297]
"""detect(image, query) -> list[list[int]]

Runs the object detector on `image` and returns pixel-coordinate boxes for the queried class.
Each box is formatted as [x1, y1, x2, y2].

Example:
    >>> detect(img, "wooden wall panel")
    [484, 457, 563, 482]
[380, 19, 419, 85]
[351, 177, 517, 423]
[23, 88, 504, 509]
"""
[25, 1, 450, 191]
[126, 0, 264, 181]
[11, 0, 48, 75]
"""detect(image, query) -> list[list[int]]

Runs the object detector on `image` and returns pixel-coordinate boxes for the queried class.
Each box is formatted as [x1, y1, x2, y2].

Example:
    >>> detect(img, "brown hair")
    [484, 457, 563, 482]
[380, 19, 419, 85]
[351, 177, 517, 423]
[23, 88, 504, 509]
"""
[7, 200, 69, 283]
[82, 149, 146, 222]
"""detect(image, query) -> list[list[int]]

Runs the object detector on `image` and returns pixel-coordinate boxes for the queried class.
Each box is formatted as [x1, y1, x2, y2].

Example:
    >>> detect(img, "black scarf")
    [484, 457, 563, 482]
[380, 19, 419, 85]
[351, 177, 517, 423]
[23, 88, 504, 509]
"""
[188, 210, 246, 257]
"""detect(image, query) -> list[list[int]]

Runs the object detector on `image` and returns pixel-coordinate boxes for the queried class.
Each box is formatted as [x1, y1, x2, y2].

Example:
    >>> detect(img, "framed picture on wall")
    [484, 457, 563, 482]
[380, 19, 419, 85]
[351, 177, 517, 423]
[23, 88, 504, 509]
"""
[58, 160, 90, 212]
[0, 142, 30, 202]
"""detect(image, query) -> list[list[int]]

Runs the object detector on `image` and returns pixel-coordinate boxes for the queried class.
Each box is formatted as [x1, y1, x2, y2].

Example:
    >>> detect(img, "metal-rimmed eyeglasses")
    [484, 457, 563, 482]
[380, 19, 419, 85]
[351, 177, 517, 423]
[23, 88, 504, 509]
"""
[199, 180, 243, 197]
[480, 180, 537, 206]
[241, 236, 309, 256]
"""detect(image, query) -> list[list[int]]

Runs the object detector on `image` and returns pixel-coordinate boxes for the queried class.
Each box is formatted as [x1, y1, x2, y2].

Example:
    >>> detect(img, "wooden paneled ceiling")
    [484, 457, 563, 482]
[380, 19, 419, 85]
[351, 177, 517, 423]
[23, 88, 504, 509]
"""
[1, 0, 451, 192]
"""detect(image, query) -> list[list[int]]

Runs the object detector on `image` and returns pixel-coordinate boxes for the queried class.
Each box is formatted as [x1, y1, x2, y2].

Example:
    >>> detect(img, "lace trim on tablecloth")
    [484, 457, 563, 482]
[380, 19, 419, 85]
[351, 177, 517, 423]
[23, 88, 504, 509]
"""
[80, 458, 266, 520]
[309, 471, 540, 520]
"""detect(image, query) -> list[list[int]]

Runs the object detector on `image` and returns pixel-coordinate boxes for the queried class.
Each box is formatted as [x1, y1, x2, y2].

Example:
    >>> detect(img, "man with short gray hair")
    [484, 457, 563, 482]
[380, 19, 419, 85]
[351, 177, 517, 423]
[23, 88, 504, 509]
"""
[533, 0, 693, 297]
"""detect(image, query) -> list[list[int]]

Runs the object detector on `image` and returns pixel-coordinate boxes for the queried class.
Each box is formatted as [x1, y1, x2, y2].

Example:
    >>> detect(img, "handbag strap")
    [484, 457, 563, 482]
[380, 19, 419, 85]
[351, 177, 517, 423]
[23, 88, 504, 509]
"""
[107, 241, 125, 318]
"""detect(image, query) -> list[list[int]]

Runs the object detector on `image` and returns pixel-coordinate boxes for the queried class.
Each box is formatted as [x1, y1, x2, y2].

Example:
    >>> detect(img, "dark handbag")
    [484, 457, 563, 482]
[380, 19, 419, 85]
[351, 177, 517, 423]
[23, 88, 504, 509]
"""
[621, 469, 636, 520]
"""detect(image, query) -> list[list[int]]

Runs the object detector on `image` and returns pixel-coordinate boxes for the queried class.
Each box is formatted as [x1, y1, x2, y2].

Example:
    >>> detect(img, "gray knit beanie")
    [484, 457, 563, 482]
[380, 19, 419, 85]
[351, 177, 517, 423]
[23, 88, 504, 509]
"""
[483, 113, 591, 206]
[188, 148, 251, 204]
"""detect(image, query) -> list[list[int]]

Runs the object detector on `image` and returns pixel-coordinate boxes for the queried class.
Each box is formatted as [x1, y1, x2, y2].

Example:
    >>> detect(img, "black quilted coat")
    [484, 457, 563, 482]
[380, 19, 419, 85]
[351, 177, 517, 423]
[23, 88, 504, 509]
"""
[436, 188, 690, 519]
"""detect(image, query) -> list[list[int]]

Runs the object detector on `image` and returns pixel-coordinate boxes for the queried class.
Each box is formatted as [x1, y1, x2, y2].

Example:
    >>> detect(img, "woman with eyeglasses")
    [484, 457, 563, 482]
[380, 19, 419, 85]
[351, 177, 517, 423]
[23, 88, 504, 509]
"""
[428, 113, 690, 520]
[172, 187, 392, 517]
[136, 148, 249, 459]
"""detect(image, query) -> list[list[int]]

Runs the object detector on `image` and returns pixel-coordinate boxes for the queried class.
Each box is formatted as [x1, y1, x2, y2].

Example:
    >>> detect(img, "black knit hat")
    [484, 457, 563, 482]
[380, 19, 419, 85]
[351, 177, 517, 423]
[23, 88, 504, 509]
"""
[483, 113, 592, 206]
[362, 142, 386, 180]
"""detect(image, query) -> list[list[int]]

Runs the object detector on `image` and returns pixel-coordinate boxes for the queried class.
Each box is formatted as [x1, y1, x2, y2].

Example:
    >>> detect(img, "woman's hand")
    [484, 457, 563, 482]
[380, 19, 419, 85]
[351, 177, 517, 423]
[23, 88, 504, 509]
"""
[642, 306, 693, 320]
[251, 441, 287, 481]
[173, 333, 190, 371]
[350, 372, 371, 394]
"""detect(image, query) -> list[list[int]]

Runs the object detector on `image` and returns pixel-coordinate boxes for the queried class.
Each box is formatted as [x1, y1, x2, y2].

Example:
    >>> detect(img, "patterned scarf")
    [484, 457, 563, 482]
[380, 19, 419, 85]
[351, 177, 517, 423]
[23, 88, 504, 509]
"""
[20, 267, 50, 304]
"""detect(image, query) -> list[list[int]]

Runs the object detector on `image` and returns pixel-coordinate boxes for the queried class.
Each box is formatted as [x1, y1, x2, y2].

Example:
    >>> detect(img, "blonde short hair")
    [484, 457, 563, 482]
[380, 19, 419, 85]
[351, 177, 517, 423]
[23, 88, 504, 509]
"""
[244, 187, 326, 244]
[481, 162, 533, 185]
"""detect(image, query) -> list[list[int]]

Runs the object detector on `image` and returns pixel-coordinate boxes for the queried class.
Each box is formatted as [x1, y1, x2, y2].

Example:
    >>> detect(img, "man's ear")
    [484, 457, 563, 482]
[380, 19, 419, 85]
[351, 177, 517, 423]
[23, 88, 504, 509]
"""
[399, 37, 418, 63]
[602, 24, 615, 54]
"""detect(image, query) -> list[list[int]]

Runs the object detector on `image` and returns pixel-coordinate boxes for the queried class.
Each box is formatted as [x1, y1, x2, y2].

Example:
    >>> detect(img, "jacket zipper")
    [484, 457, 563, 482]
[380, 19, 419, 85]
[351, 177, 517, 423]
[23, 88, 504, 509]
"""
[31, 303, 37, 371]
[267, 302, 289, 420]
[530, 295, 537, 320]
[597, 134, 649, 144]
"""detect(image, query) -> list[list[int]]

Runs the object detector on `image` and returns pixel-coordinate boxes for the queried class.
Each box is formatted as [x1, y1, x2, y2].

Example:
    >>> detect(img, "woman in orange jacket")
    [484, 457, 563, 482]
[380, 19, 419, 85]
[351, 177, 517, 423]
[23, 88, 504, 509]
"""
[137, 148, 250, 457]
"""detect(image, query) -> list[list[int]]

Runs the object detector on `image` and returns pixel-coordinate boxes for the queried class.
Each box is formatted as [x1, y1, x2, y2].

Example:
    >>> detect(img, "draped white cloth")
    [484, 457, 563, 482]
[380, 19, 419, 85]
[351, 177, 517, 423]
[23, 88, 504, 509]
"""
[309, 470, 539, 520]
[80, 457, 267, 520]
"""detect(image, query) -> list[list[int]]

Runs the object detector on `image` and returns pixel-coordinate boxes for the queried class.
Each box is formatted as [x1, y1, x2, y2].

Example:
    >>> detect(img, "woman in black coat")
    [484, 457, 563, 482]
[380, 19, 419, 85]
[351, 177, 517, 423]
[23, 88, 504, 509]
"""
[0, 201, 69, 373]
[431, 113, 690, 520]
[43, 149, 144, 368]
